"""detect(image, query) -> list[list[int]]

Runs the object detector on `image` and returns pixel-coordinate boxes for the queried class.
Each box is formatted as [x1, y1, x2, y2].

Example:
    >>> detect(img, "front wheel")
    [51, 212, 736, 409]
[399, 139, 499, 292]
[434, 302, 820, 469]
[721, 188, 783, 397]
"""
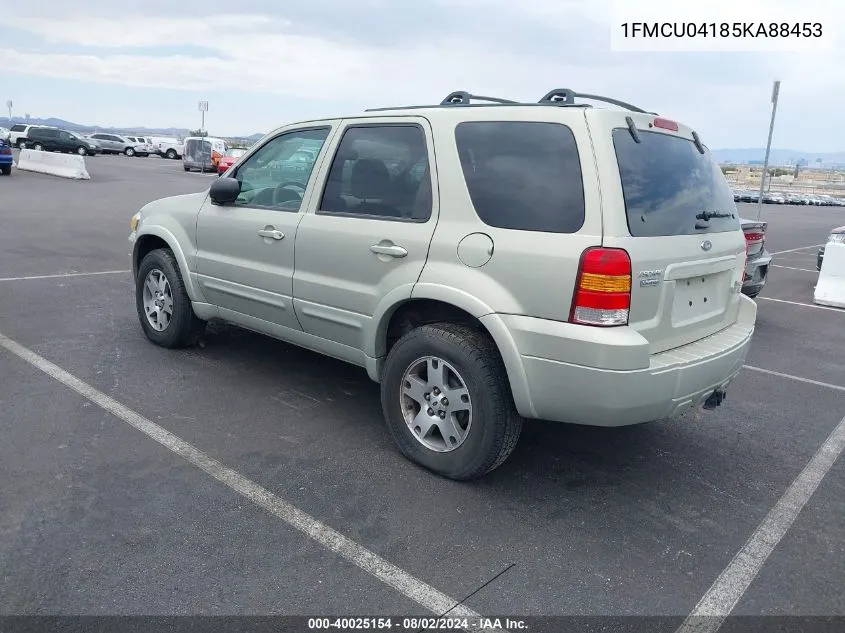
[135, 248, 205, 348]
[77, 146, 88, 156]
[0, 165, 11, 175]
[125, 147, 135, 157]
[380, 323, 522, 480]
[33, 143, 43, 151]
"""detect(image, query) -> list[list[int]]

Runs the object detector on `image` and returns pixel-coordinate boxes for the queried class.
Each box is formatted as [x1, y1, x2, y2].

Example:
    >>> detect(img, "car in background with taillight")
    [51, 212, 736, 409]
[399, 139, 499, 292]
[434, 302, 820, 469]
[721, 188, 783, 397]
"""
[0, 136, 13, 175]
[740, 219, 770, 298]
[217, 147, 248, 174]
[817, 226, 845, 271]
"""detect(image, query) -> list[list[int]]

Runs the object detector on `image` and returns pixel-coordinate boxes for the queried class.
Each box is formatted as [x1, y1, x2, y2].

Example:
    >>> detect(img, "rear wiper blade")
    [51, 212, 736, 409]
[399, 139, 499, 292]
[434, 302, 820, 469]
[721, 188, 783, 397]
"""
[696, 210, 732, 221]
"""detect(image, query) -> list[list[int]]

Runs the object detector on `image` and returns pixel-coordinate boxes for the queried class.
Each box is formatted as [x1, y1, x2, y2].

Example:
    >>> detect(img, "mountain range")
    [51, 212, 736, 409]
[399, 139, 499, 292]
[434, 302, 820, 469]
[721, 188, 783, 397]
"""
[0, 117, 264, 142]
[1, 117, 843, 164]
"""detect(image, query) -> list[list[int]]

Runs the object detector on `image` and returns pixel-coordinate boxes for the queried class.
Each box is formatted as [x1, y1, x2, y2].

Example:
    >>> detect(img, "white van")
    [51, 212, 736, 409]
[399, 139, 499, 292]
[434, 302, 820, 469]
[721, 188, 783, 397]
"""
[182, 136, 227, 172]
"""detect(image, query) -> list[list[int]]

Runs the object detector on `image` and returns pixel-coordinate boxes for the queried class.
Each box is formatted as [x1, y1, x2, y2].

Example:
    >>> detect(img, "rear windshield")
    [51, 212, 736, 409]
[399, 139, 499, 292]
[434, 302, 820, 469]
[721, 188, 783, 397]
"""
[613, 129, 739, 237]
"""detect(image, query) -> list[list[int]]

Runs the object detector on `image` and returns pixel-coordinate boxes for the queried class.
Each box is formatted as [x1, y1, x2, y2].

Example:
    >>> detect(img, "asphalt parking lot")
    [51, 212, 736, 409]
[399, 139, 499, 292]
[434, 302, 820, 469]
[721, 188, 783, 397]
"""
[1, 154, 844, 631]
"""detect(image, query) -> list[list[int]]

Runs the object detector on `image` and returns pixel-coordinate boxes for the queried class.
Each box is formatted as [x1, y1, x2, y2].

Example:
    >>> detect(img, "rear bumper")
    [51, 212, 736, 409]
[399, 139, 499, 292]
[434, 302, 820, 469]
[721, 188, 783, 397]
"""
[496, 295, 756, 426]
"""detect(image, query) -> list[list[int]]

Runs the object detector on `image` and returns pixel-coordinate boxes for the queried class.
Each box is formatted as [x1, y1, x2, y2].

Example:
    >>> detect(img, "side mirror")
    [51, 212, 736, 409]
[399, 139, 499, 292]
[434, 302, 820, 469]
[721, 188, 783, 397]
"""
[209, 176, 241, 205]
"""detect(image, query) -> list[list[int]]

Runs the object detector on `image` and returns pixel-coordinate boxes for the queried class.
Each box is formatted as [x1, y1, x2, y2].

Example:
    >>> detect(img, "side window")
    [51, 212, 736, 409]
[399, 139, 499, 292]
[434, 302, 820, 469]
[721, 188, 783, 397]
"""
[11, 124, 25, 132]
[232, 127, 330, 212]
[318, 125, 431, 221]
[454, 121, 585, 233]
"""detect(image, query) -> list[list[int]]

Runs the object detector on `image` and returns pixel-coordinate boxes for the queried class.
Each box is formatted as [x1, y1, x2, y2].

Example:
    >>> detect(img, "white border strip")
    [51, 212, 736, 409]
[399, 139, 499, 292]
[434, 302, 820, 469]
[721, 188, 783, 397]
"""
[756, 297, 844, 313]
[770, 244, 824, 255]
[770, 265, 817, 273]
[0, 270, 129, 282]
[675, 413, 845, 633]
[0, 333, 498, 632]
[744, 365, 845, 393]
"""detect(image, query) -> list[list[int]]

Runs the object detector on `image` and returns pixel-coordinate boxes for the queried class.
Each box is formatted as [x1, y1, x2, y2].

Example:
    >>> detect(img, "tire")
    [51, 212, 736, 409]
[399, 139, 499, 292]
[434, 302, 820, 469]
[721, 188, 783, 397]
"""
[0, 165, 11, 175]
[380, 323, 522, 480]
[166, 149, 177, 160]
[16, 140, 26, 149]
[33, 143, 43, 151]
[125, 147, 135, 157]
[183, 165, 190, 171]
[135, 248, 205, 348]
[77, 146, 88, 156]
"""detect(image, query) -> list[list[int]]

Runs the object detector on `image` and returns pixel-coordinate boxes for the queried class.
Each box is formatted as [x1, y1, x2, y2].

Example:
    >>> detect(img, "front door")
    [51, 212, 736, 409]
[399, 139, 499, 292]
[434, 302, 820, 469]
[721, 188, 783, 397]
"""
[293, 118, 438, 351]
[195, 125, 336, 331]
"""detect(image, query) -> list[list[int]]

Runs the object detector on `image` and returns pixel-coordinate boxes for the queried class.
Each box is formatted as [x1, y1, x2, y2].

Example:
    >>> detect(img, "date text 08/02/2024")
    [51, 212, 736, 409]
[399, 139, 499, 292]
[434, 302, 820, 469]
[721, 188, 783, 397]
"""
[620, 22, 823, 38]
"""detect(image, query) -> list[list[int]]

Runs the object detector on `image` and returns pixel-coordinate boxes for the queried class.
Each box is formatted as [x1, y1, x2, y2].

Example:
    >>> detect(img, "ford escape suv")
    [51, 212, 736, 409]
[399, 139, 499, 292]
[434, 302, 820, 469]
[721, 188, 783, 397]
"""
[128, 89, 757, 480]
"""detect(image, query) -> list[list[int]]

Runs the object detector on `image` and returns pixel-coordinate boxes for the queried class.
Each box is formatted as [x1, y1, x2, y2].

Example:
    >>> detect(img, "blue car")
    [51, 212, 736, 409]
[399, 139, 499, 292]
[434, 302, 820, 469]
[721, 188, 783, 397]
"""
[0, 137, 12, 175]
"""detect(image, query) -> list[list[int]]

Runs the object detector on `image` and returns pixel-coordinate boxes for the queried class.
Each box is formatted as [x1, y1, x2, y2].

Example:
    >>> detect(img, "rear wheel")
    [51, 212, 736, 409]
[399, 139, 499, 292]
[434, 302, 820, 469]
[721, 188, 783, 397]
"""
[135, 248, 205, 348]
[166, 149, 177, 159]
[1, 165, 11, 175]
[183, 165, 190, 172]
[380, 323, 522, 480]
[33, 143, 43, 151]
[16, 140, 26, 149]
[76, 146, 88, 156]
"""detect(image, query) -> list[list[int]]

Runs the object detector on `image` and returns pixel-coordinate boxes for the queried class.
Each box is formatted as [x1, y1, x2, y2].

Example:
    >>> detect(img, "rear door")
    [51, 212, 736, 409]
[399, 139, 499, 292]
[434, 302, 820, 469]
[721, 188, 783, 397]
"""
[587, 110, 746, 354]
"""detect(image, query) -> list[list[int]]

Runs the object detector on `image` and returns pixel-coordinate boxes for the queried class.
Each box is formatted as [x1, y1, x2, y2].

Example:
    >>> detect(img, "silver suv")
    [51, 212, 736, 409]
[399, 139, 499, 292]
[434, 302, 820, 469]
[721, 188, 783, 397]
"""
[129, 89, 757, 480]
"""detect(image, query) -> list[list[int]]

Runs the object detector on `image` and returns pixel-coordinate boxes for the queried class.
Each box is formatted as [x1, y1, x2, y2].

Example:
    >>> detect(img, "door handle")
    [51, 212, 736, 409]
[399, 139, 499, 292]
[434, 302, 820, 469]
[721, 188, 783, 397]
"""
[370, 244, 408, 258]
[257, 229, 285, 240]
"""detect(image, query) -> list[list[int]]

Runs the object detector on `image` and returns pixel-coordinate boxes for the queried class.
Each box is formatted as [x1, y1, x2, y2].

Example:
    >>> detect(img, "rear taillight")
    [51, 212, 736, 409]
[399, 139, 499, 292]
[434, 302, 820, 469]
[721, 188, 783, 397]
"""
[744, 232, 764, 243]
[569, 247, 632, 327]
[653, 117, 679, 131]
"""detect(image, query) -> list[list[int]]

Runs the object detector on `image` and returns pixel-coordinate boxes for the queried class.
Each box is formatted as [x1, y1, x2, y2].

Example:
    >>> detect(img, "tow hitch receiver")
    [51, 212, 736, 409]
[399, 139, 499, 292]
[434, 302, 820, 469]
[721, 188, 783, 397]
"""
[703, 389, 727, 410]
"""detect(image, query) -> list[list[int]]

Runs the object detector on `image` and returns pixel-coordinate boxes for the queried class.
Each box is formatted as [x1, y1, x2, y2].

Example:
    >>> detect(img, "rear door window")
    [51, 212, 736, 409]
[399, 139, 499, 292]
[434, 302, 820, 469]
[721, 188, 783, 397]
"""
[454, 121, 585, 233]
[11, 124, 25, 132]
[612, 129, 740, 237]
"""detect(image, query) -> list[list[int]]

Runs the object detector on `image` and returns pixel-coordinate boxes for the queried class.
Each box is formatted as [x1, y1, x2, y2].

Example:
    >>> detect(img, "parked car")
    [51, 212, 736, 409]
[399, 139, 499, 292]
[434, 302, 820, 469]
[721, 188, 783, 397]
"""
[124, 136, 154, 157]
[155, 137, 183, 159]
[26, 127, 101, 156]
[128, 89, 756, 480]
[182, 136, 227, 172]
[0, 137, 13, 175]
[0, 126, 10, 142]
[216, 147, 248, 174]
[817, 226, 845, 271]
[740, 219, 771, 298]
[9, 123, 47, 148]
[88, 133, 129, 155]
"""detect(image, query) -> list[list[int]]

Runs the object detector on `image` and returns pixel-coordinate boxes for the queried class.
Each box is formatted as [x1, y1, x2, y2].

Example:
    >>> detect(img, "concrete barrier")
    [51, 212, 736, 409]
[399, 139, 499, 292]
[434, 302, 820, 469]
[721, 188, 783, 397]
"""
[16, 149, 90, 180]
[814, 241, 845, 308]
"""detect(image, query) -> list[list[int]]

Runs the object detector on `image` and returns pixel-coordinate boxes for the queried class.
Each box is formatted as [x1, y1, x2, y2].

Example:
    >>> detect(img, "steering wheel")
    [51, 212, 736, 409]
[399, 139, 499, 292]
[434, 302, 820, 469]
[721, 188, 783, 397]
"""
[272, 181, 307, 206]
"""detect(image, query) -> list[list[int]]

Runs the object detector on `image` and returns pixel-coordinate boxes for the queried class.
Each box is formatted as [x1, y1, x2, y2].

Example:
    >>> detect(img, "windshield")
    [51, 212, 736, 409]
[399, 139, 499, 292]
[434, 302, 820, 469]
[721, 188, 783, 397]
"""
[613, 129, 740, 237]
[226, 148, 247, 158]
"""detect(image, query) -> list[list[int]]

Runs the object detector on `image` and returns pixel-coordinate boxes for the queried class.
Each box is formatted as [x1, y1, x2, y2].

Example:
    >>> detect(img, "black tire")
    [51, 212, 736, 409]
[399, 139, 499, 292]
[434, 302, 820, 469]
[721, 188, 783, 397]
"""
[125, 147, 135, 157]
[0, 165, 11, 175]
[166, 149, 177, 160]
[135, 248, 205, 348]
[183, 165, 190, 171]
[16, 140, 26, 149]
[380, 323, 522, 480]
[33, 143, 43, 151]
[77, 146, 88, 156]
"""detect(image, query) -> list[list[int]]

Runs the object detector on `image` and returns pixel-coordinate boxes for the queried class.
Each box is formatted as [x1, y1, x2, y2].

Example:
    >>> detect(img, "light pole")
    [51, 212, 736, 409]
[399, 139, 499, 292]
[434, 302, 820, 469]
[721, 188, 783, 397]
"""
[198, 100, 208, 134]
[756, 80, 780, 221]
[5, 100, 11, 123]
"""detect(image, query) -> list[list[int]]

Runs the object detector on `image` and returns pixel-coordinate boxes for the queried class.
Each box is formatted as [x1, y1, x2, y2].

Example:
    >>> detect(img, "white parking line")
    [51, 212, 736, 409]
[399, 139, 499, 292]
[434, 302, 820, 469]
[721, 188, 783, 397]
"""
[744, 365, 845, 393]
[771, 265, 818, 273]
[0, 270, 129, 282]
[674, 413, 845, 633]
[770, 244, 823, 255]
[756, 296, 844, 312]
[0, 333, 497, 632]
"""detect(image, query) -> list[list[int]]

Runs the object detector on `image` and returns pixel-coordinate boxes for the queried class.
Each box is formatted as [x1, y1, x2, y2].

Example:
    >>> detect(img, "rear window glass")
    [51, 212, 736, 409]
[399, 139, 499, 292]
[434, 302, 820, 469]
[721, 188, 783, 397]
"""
[455, 121, 585, 233]
[11, 124, 25, 132]
[613, 129, 740, 237]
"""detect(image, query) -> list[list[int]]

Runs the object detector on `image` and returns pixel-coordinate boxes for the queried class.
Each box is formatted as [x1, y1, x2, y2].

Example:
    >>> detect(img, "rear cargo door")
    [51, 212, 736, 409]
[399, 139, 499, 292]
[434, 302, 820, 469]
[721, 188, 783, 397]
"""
[587, 110, 747, 354]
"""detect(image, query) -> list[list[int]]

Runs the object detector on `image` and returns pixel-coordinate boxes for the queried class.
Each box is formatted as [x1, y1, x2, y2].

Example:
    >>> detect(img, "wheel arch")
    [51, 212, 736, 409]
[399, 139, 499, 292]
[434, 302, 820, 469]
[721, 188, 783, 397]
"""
[133, 228, 202, 301]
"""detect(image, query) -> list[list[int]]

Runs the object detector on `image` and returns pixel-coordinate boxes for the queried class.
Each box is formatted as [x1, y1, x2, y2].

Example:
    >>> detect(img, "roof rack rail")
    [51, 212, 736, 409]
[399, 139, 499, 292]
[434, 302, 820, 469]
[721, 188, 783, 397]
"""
[440, 91, 518, 105]
[539, 89, 654, 114]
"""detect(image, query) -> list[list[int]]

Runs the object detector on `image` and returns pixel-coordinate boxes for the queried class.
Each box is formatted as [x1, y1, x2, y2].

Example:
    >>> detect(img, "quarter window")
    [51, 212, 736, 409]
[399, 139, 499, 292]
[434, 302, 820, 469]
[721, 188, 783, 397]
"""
[231, 128, 329, 212]
[454, 121, 585, 233]
[319, 125, 431, 221]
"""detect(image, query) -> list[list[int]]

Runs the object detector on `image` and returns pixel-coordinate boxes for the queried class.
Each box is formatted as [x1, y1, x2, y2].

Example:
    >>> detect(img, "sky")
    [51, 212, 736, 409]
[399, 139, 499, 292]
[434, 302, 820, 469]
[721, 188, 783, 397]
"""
[0, 0, 842, 150]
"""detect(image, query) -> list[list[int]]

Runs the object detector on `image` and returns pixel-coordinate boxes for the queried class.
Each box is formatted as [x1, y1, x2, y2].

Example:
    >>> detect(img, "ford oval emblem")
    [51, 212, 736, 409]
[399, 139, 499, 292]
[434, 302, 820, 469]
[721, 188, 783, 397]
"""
[701, 240, 712, 251]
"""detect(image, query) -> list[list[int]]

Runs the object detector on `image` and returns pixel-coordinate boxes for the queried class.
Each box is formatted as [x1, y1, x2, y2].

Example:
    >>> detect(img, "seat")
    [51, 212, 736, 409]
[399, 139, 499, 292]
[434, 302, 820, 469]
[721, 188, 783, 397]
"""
[350, 159, 400, 217]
